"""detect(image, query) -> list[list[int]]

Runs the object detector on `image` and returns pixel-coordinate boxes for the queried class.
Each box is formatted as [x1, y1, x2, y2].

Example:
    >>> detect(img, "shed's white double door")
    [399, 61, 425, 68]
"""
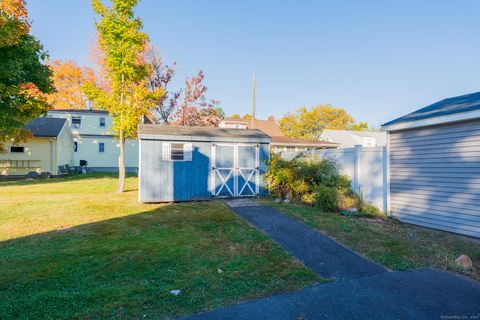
[211, 143, 259, 197]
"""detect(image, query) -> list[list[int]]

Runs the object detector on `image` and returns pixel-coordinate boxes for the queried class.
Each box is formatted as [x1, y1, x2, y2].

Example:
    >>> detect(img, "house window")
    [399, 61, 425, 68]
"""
[363, 137, 376, 147]
[162, 142, 192, 161]
[10, 146, 24, 153]
[98, 142, 105, 153]
[73, 142, 78, 152]
[71, 116, 81, 128]
[99, 117, 106, 127]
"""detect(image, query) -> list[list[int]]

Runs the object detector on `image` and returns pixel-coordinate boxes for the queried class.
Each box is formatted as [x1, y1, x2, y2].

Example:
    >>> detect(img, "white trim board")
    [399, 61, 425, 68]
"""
[381, 109, 480, 132]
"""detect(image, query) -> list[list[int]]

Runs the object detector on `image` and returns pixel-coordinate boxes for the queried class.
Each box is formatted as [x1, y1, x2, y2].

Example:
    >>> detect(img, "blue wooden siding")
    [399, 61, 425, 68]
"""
[139, 139, 270, 202]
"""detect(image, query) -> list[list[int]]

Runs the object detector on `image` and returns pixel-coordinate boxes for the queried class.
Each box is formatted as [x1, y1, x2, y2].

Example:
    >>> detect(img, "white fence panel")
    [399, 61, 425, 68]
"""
[281, 146, 388, 212]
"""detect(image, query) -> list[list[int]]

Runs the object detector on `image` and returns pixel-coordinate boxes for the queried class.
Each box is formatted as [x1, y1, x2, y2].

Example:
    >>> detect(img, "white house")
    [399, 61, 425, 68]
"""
[47, 109, 139, 172]
[320, 129, 387, 148]
[219, 116, 338, 151]
[0, 118, 73, 176]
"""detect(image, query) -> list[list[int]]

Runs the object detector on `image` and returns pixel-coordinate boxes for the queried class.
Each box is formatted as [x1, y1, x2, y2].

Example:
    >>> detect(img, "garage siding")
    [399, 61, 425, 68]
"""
[389, 119, 480, 238]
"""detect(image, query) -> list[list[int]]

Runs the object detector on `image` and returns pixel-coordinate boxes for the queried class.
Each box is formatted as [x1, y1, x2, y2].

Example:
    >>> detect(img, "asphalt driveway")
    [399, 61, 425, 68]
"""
[183, 199, 480, 320]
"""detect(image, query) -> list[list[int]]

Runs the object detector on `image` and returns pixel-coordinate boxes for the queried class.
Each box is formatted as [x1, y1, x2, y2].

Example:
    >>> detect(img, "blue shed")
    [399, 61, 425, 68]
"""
[138, 125, 271, 202]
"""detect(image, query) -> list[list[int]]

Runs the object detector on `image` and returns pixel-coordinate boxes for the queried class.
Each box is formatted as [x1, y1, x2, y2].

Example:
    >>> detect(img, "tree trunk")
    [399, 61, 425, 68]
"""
[117, 71, 125, 193]
[117, 129, 126, 193]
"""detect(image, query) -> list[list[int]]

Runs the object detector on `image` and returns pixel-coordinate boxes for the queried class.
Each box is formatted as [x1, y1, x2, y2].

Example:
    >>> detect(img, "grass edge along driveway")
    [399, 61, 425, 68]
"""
[258, 199, 480, 281]
[0, 174, 317, 319]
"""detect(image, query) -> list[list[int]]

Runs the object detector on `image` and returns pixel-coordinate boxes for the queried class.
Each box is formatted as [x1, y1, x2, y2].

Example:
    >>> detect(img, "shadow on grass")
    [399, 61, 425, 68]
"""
[0, 201, 316, 320]
[0, 172, 137, 187]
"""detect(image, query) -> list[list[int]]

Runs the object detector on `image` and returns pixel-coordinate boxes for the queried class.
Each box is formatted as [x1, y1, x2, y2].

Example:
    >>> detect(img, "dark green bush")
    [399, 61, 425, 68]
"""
[313, 185, 338, 212]
[265, 153, 359, 211]
[265, 153, 383, 214]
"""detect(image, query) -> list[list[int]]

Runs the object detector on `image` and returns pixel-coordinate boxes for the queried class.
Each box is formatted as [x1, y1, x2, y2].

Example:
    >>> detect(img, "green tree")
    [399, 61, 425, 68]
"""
[229, 113, 251, 120]
[347, 122, 369, 131]
[0, 0, 53, 153]
[85, 0, 164, 192]
[279, 104, 356, 140]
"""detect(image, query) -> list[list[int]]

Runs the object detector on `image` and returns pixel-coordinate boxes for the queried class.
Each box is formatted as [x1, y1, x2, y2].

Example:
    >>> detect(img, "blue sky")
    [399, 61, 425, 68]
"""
[27, 0, 480, 127]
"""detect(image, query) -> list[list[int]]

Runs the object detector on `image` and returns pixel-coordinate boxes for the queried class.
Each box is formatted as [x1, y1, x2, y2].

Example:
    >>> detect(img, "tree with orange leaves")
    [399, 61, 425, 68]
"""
[0, 0, 53, 153]
[48, 60, 96, 110]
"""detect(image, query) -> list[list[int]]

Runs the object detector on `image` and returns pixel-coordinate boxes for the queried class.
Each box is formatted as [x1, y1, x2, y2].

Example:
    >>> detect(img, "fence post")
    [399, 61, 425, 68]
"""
[353, 145, 361, 194]
[382, 144, 390, 215]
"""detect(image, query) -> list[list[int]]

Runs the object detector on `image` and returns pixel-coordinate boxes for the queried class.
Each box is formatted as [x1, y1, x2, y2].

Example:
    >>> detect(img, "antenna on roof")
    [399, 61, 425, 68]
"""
[251, 72, 256, 129]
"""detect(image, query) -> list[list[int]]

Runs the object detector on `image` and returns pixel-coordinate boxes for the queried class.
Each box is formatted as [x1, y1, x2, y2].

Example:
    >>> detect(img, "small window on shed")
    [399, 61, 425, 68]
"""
[10, 146, 24, 153]
[171, 143, 184, 160]
[162, 142, 192, 161]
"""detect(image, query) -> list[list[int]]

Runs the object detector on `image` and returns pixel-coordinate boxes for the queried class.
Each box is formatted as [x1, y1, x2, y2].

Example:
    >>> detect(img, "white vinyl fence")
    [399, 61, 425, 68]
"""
[281, 146, 388, 212]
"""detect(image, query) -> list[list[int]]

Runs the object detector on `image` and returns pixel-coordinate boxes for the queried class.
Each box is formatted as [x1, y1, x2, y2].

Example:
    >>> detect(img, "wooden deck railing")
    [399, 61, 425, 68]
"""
[0, 160, 42, 169]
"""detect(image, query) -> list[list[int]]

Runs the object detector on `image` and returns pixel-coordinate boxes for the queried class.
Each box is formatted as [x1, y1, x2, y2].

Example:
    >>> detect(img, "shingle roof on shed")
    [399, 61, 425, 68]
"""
[24, 117, 67, 137]
[383, 91, 480, 127]
[138, 124, 271, 140]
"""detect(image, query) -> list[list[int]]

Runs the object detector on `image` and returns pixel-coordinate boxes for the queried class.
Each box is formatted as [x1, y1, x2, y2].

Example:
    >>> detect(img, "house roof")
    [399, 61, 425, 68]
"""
[382, 91, 480, 128]
[48, 108, 109, 114]
[271, 136, 338, 147]
[246, 118, 284, 136]
[138, 124, 271, 142]
[24, 117, 67, 137]
[220, 116, 336, 147]
[222, 117, 249, 123]
[320, 129, 387, 147]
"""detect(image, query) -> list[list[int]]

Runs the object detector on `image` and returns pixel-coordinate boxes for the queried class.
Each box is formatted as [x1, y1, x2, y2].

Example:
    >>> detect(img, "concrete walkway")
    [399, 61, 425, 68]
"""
[183, 199, 480, 320]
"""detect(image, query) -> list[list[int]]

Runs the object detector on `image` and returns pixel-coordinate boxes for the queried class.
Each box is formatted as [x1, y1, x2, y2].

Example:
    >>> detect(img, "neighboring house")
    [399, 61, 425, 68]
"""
[320, 129, 387, 148]
[0, 118, 73, 176]
[47, 109, 139, 172]
[219, 116, 338, 151]
[382, 91, 480, 238]
[138, 125, 271, 202]
[219, 118, 248, 129]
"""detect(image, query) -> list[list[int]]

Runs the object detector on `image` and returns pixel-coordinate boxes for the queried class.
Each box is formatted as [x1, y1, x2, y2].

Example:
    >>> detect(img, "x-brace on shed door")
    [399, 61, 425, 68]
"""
[211, 143, 259, 197]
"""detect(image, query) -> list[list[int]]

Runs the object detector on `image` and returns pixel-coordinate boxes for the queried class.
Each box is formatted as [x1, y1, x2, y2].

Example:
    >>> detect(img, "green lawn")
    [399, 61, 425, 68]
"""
[259, 199, 480, 281]
[0, 174, 317, 319]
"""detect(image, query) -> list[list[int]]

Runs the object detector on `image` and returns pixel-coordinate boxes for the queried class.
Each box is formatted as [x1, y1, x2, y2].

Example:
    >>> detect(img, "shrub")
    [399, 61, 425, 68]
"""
[313, 185, 338, 212]
[265, 153, 355, 211]
[265, 153, 385, 215]
[361, 203, 382, 216]
[337, 192, 358, 211]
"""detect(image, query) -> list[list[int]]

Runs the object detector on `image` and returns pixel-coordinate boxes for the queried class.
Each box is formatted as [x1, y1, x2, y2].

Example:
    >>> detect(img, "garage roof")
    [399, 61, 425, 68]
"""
[24, 117, 67, 137]
[382, 91, 480, 131]
[138, 124, 271, 142]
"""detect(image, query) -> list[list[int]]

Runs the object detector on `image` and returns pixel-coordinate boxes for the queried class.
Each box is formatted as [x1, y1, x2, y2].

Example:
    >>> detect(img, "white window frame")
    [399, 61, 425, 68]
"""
[162, 142, 192, 161]
[98, 142, 105, 154]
